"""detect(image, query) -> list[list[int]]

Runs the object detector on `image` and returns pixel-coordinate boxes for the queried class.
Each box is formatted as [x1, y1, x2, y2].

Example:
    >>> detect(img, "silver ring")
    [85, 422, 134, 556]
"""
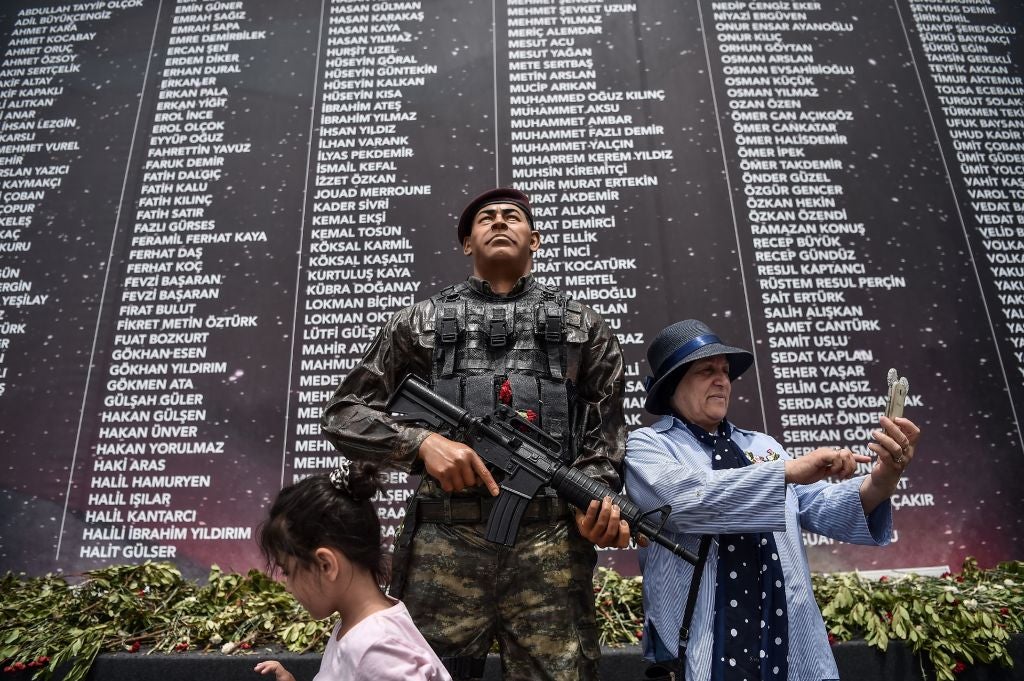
[894, 453, 905, 466]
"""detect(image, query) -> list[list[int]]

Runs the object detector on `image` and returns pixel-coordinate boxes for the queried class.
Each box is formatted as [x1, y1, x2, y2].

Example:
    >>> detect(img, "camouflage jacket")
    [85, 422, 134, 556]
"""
[319, 275, 627, 494]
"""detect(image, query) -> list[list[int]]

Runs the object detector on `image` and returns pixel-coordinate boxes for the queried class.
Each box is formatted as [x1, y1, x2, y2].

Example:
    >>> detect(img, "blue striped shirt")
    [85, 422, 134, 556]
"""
[624, 415, 892, 681]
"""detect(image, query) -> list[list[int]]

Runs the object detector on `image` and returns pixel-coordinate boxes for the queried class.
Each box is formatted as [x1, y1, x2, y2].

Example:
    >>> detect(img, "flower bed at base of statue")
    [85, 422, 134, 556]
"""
[812, 557, 1023, 681]
[1, 558, 1021, 681]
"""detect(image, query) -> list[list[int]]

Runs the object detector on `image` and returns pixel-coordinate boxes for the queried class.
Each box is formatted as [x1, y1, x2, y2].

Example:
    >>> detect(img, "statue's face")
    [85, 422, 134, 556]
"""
[462, 202, 539, 270]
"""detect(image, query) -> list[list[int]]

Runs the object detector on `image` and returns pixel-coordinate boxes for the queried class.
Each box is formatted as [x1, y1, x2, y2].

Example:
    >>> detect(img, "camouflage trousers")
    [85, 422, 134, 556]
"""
[401, 518, 601, 681]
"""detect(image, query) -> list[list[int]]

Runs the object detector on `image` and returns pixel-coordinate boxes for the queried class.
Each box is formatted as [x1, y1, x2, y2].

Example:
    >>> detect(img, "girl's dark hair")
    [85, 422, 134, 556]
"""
[258, 461, 386, 585]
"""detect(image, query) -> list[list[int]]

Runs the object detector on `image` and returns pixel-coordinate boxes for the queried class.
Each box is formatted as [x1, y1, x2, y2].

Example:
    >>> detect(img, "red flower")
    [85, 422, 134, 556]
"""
[238, 642, 252, 650]
[955, 575, 965, 583]
[885, 612, 893, 622]
[524, 409, 537, 423]
[827, 633, 837, 646]
[129, 641, 141, 653]
[636, 630, 644, 640]
[12, 663, 25, 672]
[498, 380, 512, 405]
[36, 658, 48, 665]
[2, 666, 12, 673]
[878, 575, 889, 583]
[1000, 607, 1010, 616]
[174, 643, 189, 652]
[953, 661, 966, 674]
[941, 571, 952, 579]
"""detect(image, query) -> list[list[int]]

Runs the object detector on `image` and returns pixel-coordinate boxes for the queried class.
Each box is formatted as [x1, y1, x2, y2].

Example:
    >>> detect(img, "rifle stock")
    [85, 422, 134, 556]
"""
[387, 374, 698, 565]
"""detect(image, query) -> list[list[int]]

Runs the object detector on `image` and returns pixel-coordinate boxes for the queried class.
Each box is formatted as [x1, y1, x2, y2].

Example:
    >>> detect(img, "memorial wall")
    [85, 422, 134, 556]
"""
[0, 0, 1021, 579]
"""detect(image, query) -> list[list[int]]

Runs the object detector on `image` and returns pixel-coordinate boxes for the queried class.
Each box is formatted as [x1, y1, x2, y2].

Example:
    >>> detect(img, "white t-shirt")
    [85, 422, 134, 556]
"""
[314, 601, 451, 681]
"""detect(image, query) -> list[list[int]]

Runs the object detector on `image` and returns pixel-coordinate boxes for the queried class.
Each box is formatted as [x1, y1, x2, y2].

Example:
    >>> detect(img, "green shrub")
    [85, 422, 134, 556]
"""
[1, 559, 1020, 681]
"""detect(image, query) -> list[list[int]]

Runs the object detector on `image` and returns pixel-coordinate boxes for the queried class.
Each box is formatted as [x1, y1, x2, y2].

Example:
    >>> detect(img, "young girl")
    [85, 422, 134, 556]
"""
[253, 461, 451, 681]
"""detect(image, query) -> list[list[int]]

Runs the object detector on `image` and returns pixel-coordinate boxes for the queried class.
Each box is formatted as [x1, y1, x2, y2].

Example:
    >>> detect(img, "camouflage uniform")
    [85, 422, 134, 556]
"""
[321, 274, 626, 680]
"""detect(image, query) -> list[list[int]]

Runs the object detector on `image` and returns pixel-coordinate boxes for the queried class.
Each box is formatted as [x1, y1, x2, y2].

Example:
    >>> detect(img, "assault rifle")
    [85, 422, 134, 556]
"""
[387, 374, 699, 565]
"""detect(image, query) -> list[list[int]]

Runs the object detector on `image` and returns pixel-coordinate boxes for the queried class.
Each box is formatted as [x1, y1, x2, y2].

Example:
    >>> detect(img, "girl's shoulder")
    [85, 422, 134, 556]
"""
[340, 602, 428, 655]
[335, 604, 450, 680]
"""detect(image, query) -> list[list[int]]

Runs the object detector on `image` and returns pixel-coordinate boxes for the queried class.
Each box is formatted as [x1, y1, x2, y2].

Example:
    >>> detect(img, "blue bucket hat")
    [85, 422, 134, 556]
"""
[643, 319, 754, 415]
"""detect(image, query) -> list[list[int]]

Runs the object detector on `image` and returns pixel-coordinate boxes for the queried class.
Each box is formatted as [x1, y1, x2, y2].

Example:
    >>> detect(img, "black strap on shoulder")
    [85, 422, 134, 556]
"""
[544, 302, 564, 379]
[543, 302, 562, 343]
[439, 307, 458, 377]
[434, 285, 464, 378]
[535, 291, 566, 380]
[563, 299, 584, 381]
[440, 306, 459, 343]
[486, 305, 508, 348]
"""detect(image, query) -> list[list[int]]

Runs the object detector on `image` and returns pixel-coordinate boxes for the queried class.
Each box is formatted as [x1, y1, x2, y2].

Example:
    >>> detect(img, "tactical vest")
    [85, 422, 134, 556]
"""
[430, 279, 587, 458]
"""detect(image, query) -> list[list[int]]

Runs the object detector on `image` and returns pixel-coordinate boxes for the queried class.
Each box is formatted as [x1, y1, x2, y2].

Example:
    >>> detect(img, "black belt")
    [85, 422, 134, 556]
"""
[417, 495, 571, 524]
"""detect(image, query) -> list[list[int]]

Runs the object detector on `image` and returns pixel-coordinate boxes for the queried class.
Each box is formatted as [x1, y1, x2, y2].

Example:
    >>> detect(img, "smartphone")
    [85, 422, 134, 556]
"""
[884, 368, 909, 419]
